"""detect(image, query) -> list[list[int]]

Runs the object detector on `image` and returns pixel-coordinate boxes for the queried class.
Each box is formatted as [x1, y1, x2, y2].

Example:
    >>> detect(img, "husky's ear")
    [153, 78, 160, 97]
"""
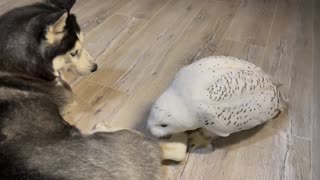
[44, 0, 76, 11]
[45, 11, 68, 44]
[49, 11, 68, 33]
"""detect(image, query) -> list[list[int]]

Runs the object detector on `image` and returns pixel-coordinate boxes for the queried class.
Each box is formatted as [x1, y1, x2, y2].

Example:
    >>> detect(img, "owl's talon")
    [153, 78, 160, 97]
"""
[188, 130, 215, 151]
[188, 141, 215, 151]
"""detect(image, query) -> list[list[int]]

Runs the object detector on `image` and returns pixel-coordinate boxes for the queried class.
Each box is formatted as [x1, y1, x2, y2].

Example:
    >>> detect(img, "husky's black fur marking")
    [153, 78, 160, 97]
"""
[0, 1, 162, 180]
[45, 0, 76, 11]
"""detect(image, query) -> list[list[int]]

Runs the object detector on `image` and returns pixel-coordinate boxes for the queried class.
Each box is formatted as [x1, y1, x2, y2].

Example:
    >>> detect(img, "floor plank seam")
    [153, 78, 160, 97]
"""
[280, 134, 290, 180]
[192, 27, 219, 62]
[91, 24, 146, 67]
[264, 0, 279, 48]
[105, 0, 175, 56]
[86, 79, 129, 95]
[105, 0, 175, 52]
[106, 0, 209, 96]
[93, 20, 150, 69]
[114, 12, 147, 21]
[265, 126, 311, 142]
[192, 3, 241, 61]
[213, 12, 240, 55]
[95, 17, 145, 61]
[82, 0, 133, 34]
[178, 153, 191, 179]
[92, 0, 198, 75]
[140, 0, 175, 23]
[145, 0, 209, 77]
[311, 1, 315, 179]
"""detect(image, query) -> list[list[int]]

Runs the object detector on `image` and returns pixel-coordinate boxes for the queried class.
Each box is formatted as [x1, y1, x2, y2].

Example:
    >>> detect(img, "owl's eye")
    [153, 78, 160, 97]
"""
[160, 124, 168, 127]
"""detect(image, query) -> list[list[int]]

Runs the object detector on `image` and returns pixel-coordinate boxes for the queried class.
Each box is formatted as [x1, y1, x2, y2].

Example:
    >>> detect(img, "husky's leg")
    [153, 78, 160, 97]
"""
[159, 133, 188, 162]
[90, 122, 131, 134]
[93, 123, 188, 162]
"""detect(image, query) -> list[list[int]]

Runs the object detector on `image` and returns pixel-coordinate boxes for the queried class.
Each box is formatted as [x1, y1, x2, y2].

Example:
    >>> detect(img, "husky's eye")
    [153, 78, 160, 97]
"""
[160, 124, 168, 128]
[70, 50, 79, 57]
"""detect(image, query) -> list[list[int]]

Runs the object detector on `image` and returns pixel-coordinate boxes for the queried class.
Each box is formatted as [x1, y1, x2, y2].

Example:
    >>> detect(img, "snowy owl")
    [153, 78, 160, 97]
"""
[147, 56, 287, 149]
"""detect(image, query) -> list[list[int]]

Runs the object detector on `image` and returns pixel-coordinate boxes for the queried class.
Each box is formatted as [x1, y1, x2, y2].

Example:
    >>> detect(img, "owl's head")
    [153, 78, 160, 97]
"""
[147, 88, 196, 138]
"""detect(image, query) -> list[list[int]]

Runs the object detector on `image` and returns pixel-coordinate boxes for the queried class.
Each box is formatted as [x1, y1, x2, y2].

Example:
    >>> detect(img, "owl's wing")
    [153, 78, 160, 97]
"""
[190, 56, 261, 71]
[173, 56, 270, 101]
[194, 86, 282, 137]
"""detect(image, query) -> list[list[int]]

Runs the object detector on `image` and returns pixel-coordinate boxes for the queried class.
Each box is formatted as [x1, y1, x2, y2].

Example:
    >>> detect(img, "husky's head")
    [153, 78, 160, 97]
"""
[0, 0, 97, 80]
[48, 12, 98, 77]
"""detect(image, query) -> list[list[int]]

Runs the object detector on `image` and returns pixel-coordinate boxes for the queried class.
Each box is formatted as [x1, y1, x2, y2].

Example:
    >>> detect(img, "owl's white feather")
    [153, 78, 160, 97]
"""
[147, 56, 286, 138]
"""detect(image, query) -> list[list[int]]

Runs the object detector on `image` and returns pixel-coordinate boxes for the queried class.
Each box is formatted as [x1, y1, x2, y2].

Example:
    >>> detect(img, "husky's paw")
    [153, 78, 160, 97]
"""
[91, 123, 132, 134]
[160, 142, 187, 162]
[159, 133, 188, 162]
[188, 130, 215, 152]
[92, 122, 109, 132]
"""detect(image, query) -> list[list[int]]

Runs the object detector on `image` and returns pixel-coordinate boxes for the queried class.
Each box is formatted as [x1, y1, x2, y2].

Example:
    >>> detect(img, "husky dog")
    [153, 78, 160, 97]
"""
[0, 0, 186, 179]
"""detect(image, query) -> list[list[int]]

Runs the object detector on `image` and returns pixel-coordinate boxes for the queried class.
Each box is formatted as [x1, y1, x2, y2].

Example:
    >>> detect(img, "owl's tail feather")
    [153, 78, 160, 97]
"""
[271, 79, 289, 111]
[277, 89, 289, 112]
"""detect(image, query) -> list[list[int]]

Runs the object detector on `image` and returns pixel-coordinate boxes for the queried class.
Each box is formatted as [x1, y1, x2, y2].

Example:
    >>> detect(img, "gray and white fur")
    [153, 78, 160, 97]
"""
[0, 1, 186, 179]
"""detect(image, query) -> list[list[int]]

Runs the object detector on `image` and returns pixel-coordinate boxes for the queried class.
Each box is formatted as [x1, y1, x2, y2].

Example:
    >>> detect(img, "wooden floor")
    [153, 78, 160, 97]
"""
[1, 0, 319, 179]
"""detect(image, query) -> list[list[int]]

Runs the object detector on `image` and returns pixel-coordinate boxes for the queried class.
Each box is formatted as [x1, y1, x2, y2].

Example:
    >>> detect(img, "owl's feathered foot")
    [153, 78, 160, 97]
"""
[187, 129, 216, 151]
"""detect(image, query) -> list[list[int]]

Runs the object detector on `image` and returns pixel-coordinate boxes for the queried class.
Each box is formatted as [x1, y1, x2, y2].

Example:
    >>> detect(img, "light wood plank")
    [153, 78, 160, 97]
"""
[63, 80, 105, 125]
[214, 39, 264, 62]
[240, 0, 278, 8]
[73, 0, 132, 33]
[75, 87, 128, 134]
[88, 0, 206, 93]
[84, 14, 145, 60]
[287, 47, 313, 138]
[312, 7, 320, 180]
[72, 80, 105, 103]
[93, 17, 145, 65]
[186, 1, 242, 60]
[261, 3, 313, 139]
[224, 0, 277, 46]
[179, 126, 310, 180]
[164, 159, 188, 180]
[117, 0, 169, 20]
[277, 0, 313, 9]
[63, 100, 88, 125]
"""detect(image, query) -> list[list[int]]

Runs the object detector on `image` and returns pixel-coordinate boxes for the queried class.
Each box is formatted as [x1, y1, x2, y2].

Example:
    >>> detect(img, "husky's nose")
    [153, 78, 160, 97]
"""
[91, 64, 98, 72]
